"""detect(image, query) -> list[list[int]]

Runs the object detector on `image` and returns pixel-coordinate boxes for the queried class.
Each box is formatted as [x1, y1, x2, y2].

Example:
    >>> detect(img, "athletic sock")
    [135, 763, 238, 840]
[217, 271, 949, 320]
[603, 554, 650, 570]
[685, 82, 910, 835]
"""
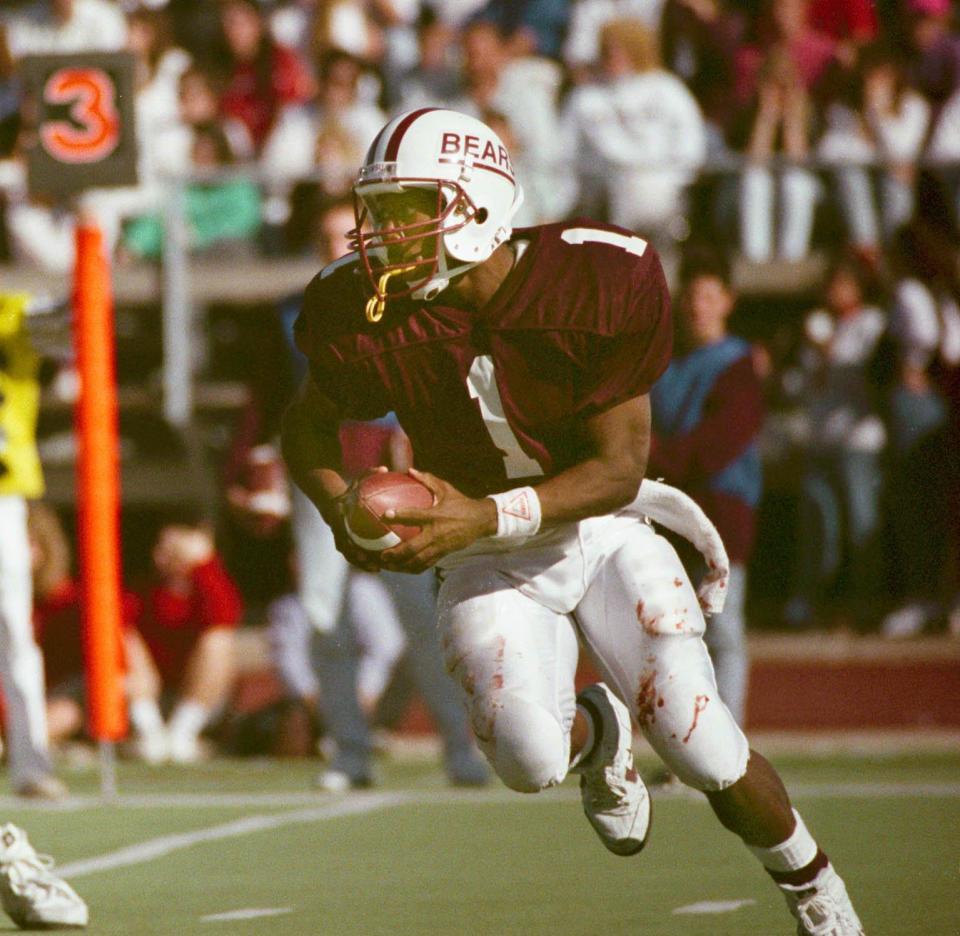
[167, 700, 209, 742]
[129, 698, 164, 737]
[568, 701, 599, 770]
[766, 852, 831, 888]
[747, 809, 830, 886]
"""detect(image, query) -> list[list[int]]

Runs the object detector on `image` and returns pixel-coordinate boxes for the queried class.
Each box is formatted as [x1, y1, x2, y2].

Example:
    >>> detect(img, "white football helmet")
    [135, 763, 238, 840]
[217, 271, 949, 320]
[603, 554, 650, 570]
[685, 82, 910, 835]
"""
[351, 108, 524, 314]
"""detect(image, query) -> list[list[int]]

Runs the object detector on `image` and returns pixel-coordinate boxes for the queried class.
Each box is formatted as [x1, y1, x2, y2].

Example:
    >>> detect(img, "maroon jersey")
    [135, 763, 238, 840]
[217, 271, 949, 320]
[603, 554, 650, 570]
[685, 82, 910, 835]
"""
[295, 221, 672, 497]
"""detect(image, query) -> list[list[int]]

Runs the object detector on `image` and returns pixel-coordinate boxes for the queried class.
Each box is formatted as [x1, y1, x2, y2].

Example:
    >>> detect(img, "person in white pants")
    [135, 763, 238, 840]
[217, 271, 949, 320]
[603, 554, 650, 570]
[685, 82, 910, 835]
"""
[0, 294, 65, 799]
[738, 45, 823, 263]
[292, 483, 490, 790]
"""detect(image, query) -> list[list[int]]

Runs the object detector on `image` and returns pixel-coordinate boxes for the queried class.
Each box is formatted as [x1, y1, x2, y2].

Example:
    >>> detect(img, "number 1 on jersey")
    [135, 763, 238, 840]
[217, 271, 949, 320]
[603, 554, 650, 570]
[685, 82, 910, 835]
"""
[466, 356, 544, 479]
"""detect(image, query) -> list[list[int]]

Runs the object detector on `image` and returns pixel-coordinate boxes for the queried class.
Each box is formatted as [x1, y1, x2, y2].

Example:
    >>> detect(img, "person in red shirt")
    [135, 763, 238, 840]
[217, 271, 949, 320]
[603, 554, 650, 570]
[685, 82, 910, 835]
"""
[218, 0, 315, 153]
[126, 523, 243, 763]
[734, 0, 837, 263]
[29, 506, 241, 764]
[734, 0, 838, 105]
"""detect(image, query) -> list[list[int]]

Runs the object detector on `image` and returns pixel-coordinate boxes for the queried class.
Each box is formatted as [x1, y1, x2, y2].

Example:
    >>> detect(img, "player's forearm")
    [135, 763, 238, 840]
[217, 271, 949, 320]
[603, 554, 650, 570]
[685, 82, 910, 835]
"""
[535, 450, 647, 526]
[279, 401, 348, 523]
[498, 395, 650, 531]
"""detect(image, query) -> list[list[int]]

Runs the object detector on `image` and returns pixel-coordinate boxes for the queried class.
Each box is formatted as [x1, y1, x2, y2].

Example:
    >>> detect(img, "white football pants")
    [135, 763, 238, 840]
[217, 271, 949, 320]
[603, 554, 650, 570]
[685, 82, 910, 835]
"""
[0, 497, 53, 787]
[437, 520, 749, 793]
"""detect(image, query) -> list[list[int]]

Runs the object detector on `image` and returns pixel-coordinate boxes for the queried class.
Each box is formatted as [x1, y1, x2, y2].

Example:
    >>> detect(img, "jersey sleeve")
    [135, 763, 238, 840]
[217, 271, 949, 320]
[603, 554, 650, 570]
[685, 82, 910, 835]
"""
[571, 255, 672, 417]
[292, 274, 328, 387]
[293, 269, 388, 420]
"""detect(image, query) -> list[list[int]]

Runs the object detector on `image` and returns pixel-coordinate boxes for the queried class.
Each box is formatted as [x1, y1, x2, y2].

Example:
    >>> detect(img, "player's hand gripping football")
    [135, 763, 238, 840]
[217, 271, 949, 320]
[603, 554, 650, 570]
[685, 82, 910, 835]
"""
[379, 468, 497, 573]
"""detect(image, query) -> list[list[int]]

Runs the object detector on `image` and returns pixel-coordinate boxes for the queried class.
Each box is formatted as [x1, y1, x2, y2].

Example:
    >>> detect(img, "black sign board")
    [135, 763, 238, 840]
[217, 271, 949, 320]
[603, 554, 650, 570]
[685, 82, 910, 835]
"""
[21, 51, 138, 198]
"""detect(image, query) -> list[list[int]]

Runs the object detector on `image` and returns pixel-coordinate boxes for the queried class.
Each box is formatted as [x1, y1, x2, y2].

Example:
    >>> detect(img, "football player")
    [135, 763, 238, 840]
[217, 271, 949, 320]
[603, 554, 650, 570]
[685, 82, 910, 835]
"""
[281, 108, 864, 935]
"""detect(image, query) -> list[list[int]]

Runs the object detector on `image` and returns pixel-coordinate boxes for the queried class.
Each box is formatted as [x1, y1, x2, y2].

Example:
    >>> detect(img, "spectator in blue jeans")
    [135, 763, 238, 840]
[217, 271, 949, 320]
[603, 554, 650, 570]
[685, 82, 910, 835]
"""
[649, 250, 763, 726]
[782, 256, 887, 630]
[880, 218, 960, 636]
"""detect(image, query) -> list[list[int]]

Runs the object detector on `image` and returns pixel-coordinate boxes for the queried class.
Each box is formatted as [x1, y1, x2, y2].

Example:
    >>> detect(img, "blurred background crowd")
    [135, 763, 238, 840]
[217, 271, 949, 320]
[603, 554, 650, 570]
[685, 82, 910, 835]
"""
[6, 0, 960, 270]
[0, 0, 959, 778]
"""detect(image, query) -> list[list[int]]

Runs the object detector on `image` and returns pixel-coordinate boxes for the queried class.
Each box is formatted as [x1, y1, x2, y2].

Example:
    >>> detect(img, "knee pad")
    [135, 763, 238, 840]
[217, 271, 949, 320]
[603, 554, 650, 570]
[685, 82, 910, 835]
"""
[661, 716, 750, 793]
[473, 691, 568, 794]
[673, 747, 749, 793]
[639, 648, 750, 793]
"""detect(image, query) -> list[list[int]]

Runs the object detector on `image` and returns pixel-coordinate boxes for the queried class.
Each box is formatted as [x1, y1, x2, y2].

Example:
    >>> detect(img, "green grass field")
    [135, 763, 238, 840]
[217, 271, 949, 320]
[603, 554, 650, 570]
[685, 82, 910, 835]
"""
[2, 750, 958, 935]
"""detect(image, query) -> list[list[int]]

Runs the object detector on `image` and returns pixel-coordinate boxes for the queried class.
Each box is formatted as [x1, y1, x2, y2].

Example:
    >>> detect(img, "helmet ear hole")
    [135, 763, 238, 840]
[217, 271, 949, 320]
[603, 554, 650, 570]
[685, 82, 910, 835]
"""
[475, 207, 489, 224]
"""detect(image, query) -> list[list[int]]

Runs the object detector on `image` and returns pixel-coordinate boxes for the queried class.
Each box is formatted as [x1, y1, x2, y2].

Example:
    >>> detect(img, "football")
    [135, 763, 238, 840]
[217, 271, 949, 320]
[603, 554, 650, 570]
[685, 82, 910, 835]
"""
[343, 471, 434, 551]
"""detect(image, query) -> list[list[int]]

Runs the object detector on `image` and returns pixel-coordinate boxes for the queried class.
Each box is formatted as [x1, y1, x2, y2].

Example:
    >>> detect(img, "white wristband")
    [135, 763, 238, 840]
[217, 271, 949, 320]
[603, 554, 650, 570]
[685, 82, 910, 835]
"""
[487, 487, 542, 539]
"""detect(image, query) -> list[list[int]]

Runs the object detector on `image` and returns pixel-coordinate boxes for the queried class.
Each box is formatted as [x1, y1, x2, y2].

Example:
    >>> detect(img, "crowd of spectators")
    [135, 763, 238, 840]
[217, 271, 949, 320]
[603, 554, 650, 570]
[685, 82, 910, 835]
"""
[1, 0, 959, 766]
[1, 0, 960, 265]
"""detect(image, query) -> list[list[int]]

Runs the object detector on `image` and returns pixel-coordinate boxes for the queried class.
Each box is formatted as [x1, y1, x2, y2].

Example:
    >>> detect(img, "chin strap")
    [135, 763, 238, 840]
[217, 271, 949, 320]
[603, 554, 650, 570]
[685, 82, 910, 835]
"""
[366, 224, 512, 315]
[364, 251, 475, 321]
[365, 265, 419, 322]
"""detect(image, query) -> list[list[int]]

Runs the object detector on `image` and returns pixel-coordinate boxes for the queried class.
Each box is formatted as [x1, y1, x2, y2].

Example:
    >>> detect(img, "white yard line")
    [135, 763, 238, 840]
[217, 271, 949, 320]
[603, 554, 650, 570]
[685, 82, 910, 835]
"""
[0, 786, 566, 811]
[201, 908, 293, 922]
[673, 899, 757, 915]
[56, 793, 405, 879]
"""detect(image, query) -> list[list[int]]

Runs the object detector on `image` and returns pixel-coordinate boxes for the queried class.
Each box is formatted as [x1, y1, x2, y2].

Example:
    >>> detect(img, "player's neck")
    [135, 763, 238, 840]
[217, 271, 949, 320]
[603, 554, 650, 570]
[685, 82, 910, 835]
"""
[444, 242, 517, 311]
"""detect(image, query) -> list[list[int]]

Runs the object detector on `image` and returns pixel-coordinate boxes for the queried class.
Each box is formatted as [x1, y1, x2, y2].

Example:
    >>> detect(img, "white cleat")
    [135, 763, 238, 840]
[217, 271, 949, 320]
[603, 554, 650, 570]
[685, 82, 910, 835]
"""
[0, 824, 88, 929]
[168, 732, 203, 765]
[313, 769, 373, 793]
[575, 683, 651, 856]
[780, 864, 865, 936]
